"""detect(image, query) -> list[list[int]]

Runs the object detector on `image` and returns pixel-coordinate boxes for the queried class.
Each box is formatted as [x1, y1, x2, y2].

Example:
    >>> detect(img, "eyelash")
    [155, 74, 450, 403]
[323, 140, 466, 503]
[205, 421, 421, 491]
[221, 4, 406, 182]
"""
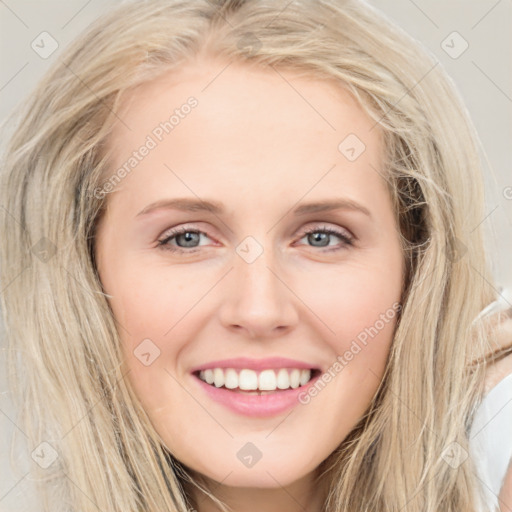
[156, 225, 354, 254]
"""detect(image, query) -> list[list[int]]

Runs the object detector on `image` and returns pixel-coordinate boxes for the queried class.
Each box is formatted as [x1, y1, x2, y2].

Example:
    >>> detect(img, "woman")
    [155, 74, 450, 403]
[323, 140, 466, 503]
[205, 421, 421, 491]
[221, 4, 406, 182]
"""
[0, 0, 511, 510]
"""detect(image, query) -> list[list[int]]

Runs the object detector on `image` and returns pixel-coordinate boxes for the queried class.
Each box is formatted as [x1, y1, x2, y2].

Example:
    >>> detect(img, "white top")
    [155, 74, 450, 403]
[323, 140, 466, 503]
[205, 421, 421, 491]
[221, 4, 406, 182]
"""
[469, 371, 512, 511]
[469, 290, 512, 511]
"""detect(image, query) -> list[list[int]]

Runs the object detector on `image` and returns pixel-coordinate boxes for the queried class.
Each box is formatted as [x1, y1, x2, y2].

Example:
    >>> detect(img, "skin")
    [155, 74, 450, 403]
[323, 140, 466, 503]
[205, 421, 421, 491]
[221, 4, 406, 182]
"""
[501, 460, 512, 512]
[94, 55, 405, 511]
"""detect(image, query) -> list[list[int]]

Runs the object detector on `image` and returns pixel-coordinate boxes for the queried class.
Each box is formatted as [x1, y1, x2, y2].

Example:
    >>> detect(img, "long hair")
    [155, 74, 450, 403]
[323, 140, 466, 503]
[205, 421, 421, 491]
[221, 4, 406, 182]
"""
[0, 0, 502, 510]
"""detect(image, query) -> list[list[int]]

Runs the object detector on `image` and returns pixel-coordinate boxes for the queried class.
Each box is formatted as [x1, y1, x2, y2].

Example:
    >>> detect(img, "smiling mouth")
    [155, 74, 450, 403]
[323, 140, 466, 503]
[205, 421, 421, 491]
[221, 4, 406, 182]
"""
[194, 367, 321, 394]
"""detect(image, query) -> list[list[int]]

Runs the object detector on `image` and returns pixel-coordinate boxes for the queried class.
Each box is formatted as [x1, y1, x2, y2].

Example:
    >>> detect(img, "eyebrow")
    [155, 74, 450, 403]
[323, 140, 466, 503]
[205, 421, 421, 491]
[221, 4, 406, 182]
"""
[136, 197, 372, 219]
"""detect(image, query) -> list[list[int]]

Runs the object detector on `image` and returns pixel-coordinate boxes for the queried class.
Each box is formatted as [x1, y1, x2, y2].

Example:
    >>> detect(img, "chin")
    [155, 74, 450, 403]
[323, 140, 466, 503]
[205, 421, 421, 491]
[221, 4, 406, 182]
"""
[188, 456, 313, 489]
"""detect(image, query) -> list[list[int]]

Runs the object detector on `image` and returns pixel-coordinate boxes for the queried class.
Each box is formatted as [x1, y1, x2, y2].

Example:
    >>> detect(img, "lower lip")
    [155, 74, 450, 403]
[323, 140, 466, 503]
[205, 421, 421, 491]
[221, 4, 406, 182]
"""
[192, 373, 319, 417]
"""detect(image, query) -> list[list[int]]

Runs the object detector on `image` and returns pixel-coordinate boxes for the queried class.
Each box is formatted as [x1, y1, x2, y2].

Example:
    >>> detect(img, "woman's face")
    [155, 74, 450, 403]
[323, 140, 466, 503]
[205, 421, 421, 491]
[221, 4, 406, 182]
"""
[95, 57, 404, 491]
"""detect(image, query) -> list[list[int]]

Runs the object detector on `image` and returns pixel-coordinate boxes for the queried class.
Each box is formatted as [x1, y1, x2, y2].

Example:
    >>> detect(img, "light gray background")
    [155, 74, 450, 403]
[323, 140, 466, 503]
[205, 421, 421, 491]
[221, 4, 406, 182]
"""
[1, 1, 511, 510]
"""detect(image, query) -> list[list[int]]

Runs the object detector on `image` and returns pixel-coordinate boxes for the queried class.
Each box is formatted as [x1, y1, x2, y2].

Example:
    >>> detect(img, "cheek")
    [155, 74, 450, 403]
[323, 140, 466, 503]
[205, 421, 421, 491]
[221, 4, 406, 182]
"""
[295, 259, 401, 413]
[106, 258, 205, 340]
[298, 259, 401, 350]
[107, 262, 208, 406]
[297, 271, 399, 448]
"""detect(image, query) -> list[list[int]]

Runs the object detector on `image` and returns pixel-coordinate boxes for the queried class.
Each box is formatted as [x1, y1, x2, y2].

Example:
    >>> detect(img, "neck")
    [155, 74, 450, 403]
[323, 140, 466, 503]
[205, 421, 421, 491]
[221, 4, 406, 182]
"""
[189, 470, 328, 512]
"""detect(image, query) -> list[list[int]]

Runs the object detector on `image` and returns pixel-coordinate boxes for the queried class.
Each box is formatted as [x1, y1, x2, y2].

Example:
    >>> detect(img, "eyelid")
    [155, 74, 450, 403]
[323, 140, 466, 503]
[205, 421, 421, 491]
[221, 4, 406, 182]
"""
[159, 224, 205, 239]
[299, 223, 354, 240]
[157, 224, 215, 248]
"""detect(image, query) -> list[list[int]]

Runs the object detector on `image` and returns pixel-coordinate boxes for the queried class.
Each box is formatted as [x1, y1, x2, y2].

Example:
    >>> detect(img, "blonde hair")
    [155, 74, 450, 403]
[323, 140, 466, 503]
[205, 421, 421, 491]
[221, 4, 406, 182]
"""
[0, 0, 503, 510]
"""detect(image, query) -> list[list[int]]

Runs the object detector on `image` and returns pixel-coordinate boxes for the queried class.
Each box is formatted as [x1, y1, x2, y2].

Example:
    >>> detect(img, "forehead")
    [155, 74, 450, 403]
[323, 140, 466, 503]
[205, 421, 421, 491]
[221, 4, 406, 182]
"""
[102, 57, 387, 214]
[111, 57, 380, 145]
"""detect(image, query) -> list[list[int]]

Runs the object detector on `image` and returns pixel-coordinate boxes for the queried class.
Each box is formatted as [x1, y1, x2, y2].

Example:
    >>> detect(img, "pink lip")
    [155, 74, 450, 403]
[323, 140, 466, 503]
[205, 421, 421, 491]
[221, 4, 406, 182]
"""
[191, 371, 321, 418]
[190, 357, 320, 373]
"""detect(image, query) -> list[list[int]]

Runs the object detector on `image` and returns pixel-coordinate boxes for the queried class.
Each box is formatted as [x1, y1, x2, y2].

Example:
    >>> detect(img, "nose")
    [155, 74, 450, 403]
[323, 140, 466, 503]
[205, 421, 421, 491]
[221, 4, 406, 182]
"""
[217, 245, 299, 339]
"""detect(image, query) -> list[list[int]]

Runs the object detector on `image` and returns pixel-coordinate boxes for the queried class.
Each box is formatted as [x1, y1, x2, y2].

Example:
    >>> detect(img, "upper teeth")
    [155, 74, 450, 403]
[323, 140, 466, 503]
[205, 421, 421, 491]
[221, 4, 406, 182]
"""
[198, 368, 312, 391]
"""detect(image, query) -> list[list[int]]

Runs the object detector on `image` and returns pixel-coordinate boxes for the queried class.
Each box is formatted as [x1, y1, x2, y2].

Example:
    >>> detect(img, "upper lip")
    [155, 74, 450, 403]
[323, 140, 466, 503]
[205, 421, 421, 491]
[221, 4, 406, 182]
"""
[190, 357, 321, 373]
